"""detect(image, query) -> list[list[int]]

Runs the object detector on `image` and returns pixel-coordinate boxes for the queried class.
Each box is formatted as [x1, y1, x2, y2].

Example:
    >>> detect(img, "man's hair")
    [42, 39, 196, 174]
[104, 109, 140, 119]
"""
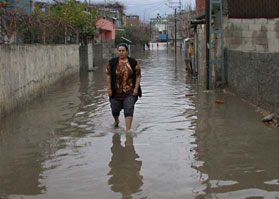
[117, 43, 129, 52]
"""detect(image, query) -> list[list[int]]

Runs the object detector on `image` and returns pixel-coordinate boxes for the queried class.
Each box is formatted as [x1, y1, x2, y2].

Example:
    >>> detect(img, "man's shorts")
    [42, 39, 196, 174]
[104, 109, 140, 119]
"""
[110, 95, 136, 117]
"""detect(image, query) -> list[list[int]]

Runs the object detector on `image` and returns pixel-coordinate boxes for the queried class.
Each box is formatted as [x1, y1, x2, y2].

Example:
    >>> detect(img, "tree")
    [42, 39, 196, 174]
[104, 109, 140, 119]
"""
[115, 27, 127, 45]
[51, 0, 98, 42]
[115, 25, 151, 45]
[177, 3, 196, 38]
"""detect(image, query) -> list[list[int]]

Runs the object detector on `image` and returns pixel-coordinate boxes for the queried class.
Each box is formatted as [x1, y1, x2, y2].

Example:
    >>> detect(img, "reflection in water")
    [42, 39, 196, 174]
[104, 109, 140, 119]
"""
[108, 133, 143, 199]
[0, 141, 46, 197]
[190, 87, 279, 199]
[0, 76, 81, 198]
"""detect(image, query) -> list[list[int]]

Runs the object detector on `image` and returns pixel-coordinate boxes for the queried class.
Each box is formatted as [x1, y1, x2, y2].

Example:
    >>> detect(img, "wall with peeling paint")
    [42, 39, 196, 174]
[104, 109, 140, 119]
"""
[0, 44, 80, 118]
[223, 17, 279, 53]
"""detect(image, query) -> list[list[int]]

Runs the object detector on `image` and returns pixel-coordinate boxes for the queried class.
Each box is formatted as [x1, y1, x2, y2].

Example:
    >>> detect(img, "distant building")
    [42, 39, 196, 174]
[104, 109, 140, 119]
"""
[96, 18, 116, 41]
[126, 15, 140, 27]
[195, 0, 205, 14]
[33, 1, 52, 13]
[5, 0, 33, 15]
[150, 17, 168, 42]
[90, 2, 126, 27]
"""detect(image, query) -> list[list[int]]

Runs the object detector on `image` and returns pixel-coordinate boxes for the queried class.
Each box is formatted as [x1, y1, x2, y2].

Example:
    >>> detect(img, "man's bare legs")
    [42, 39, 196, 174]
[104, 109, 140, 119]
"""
[114, 116, 119, 127]
[125, 116, 133, 133]
[113, 115, 133, 132]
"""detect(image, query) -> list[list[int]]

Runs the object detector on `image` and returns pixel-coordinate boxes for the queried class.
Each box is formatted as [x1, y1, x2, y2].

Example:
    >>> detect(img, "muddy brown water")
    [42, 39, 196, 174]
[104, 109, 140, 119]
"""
[0, 50, 279, 199]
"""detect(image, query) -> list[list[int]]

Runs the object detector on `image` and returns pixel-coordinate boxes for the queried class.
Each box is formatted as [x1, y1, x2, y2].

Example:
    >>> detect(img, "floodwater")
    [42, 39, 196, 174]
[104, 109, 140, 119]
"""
[0, 50, 279, 199]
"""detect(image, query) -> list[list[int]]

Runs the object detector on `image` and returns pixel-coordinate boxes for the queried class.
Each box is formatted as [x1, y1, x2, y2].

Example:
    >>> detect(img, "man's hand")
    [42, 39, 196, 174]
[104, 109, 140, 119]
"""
[108, 89, 112, 97]
[106, 74, 112, 97]
[133, 88, 138, 96]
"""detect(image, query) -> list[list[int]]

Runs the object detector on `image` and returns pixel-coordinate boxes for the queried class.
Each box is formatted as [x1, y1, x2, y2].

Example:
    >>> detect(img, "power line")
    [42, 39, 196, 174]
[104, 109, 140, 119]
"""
[167, 0, 182, 10]
[128, 3, 169, 19]
[125, 0, 168, 7]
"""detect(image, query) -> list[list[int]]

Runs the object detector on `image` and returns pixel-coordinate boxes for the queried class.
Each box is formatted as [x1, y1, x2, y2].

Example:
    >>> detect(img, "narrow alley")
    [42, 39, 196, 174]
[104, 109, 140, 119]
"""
[0, 50, 279, 199]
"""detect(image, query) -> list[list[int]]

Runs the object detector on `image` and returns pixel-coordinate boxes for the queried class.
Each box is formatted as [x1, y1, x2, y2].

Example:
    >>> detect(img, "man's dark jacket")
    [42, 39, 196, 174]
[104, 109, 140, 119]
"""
[109, 57, 142, 99]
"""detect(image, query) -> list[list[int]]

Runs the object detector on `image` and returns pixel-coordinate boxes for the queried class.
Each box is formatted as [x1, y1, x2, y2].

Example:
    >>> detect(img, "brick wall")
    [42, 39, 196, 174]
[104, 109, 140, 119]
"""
[126, 16, 140, 27]
[196, 0, 206, 14]
[228, 0, 279, 19]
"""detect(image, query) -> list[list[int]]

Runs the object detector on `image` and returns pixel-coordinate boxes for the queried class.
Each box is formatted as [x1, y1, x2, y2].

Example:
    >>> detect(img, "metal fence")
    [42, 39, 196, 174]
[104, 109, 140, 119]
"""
[0, 7, 78, 44]
[228, 0, 279, 18]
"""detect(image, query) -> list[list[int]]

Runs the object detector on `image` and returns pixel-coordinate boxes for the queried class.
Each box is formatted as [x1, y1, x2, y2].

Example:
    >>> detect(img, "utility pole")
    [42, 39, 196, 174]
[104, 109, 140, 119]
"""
[168, 0, 181, 56]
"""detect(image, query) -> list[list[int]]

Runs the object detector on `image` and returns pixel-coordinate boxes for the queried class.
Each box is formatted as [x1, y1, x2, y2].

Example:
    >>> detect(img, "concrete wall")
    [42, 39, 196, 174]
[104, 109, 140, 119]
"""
[226, 50, 279, 113]
[194, 2, 279, 112]
[210, 11, 279, 84]
[93, 43, 103, 67]
[79, 42, 94, 72]
[88, 43, 93, 71]
[79, 45, 89, 73]
[102, 40, 115, 58]
[222, 17, 279, 112]
[0, 44, 79, 117]
[224, 17, 279, 53]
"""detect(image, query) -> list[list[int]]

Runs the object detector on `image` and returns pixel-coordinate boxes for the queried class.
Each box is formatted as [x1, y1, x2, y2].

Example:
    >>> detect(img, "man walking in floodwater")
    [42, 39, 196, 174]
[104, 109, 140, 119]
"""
[106, 43, 142, 133]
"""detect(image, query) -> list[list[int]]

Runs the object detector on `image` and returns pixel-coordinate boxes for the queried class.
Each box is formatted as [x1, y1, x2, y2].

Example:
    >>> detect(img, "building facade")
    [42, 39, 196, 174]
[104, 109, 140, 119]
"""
[126, 15, 140, 27]
[96, 18, 116, 41]
[90, 2, 126, 27]
[5, 0, 33, 15]
[150, 17, 168, 42]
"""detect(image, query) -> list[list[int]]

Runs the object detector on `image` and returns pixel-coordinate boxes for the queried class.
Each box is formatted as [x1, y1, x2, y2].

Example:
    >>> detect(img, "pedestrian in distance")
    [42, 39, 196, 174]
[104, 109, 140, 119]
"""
[106, 43, 142, 133]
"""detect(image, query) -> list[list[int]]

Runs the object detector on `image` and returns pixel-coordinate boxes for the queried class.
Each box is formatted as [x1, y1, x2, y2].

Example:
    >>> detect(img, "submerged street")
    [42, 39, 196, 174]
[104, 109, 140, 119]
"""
[0, 50, 279, 199]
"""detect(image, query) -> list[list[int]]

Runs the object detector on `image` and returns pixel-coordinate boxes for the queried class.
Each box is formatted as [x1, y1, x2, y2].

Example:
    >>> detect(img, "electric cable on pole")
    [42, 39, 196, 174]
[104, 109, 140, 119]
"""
[168, 0, 181, 56]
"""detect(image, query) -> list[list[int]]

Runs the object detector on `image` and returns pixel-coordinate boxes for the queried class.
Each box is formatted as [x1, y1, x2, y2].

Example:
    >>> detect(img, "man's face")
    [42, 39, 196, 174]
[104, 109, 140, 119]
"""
[118, 46, 128, 59]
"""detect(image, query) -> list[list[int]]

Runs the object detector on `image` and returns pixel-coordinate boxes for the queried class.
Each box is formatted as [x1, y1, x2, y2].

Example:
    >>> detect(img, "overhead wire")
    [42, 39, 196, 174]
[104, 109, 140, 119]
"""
[93, 0, 184, 21]
[125, 1, 170, 16]
[125, 0, 168, 7]
[138, 3, 169, 19]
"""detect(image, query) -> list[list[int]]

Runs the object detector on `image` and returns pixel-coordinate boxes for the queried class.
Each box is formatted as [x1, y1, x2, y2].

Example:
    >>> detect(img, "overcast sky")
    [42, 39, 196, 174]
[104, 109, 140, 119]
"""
[93, 0, 195, 22]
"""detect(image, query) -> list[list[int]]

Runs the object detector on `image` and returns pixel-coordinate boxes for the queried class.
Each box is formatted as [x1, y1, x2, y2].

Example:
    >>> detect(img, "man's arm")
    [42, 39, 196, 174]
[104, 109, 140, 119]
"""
[133, 64, 141, 96]
[106, 63, 112, 97]
[107, 75, 112, 97]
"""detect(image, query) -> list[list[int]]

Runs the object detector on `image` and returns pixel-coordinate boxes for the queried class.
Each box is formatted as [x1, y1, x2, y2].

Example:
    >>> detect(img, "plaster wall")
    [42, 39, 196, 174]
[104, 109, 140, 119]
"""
[0, 44, 79, 117]
[226, 50, 279, 113]
[224, 17, 279, 53]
